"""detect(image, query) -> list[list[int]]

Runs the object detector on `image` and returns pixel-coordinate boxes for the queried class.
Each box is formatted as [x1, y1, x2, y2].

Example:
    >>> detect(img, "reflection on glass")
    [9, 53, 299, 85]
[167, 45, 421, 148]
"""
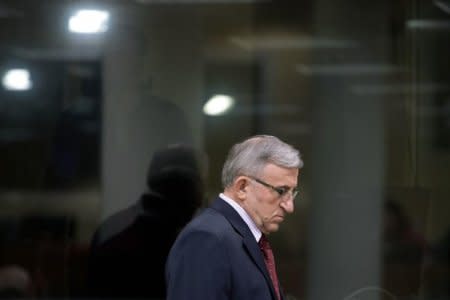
[0, 0, 447, 299]
[2, 69, 32, 91]
[68, 10, 110, 34]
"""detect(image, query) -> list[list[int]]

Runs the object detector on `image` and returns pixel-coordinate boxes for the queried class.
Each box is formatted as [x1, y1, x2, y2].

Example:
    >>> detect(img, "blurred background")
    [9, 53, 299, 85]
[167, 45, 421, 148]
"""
[0, 0, 448, 299]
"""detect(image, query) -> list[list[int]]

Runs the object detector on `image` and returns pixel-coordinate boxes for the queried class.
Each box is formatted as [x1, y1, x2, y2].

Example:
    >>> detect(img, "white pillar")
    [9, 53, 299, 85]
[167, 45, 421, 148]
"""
[307, 1, 388, 299]
[101, 7, 202, 221]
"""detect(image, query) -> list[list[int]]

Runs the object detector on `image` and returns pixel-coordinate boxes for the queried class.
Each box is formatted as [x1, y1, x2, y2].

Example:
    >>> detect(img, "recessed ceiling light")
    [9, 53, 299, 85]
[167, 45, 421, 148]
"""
[69, 9, 110, 34]
[203, 94, 235, 116]
[2, 69, 32, 91]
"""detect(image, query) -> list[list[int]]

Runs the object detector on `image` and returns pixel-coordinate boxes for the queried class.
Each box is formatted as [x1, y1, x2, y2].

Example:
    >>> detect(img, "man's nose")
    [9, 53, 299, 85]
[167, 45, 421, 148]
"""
[280, 198, 294, 213]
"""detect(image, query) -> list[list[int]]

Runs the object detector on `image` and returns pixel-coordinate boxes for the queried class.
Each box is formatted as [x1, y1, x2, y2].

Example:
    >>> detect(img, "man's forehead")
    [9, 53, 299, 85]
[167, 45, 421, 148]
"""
[262, 164, 299, 181]
[262, 162, 299, 172]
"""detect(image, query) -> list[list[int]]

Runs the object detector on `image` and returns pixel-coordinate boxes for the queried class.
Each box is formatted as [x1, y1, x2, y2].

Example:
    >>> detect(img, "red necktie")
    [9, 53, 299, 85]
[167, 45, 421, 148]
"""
[258, 234, 281, 300]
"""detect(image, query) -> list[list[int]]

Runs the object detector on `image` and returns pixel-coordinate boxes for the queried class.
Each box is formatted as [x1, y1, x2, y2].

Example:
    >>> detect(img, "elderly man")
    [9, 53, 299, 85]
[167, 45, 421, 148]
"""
[166, 135, 303, 300]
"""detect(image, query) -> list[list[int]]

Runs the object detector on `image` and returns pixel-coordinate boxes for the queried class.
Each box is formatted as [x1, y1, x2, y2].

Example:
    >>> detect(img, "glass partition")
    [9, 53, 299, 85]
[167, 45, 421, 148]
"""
[0, 0, 448, 299]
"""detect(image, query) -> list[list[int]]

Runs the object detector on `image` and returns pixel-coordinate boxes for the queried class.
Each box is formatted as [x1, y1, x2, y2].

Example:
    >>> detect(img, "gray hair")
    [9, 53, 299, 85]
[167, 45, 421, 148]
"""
[221, 135, 303, 188]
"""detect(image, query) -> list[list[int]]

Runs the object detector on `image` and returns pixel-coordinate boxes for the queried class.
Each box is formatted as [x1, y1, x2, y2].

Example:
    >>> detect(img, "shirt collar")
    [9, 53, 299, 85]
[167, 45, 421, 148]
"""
[219, 193, 262, 242]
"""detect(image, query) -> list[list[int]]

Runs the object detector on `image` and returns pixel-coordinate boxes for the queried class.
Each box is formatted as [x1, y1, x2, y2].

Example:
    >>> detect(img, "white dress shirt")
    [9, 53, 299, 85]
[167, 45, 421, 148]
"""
[219, 193, 262, 242]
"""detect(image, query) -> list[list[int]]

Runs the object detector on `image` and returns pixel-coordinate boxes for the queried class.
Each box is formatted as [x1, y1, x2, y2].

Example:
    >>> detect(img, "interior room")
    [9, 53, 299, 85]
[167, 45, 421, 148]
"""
[0, 0, 448, 299]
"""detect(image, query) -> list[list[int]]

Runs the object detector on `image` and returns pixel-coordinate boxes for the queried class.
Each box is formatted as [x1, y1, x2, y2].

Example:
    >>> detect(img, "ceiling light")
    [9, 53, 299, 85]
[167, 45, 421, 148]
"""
[2, 69, 32, 91]
[69, 9, 110, 34]
[203, 94, 235, 116]
[230, 36, 359, 51]
[350, 83, 450, 95]
[296, 64, 403, 76]
[406, 19, 450, 30]
[136, 0, 263, 3]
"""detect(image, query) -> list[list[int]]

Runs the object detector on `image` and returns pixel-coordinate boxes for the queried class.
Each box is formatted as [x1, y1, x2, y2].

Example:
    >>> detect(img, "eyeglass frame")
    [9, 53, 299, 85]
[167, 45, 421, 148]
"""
[246, 175, 299, 201]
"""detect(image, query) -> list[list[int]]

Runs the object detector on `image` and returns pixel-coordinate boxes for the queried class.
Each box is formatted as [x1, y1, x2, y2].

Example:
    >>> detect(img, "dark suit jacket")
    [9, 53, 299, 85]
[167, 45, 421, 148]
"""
[166, 197, 283, 300]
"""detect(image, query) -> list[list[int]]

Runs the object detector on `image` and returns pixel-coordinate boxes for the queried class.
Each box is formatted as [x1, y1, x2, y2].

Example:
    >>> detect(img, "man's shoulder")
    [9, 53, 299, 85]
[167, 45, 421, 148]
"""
[176, 205, 241, 244]
[168, 207, 243, 264]
[185, 207, 230, 233]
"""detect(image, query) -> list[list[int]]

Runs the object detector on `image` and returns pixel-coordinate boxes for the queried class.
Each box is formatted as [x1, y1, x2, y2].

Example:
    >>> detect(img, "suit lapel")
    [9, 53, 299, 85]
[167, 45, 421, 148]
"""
[210, 197, 279, 300]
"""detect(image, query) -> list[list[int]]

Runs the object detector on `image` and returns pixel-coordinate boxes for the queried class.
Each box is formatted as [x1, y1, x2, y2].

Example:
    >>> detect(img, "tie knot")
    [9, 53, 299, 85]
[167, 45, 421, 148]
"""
[258, 234, 270, 251]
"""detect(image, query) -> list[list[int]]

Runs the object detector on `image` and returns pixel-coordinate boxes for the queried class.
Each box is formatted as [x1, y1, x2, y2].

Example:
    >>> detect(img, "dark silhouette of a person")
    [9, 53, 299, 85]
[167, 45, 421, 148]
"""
[87, 145, 204, 299]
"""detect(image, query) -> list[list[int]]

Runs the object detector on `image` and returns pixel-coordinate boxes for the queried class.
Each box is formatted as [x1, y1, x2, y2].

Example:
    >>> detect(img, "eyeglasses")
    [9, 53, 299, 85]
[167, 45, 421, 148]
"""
[248, 176, 299, 200]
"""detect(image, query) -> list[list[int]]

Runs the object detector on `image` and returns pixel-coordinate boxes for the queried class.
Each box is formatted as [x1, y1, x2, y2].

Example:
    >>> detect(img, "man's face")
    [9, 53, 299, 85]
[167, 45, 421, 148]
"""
[241, 163, 298, 234]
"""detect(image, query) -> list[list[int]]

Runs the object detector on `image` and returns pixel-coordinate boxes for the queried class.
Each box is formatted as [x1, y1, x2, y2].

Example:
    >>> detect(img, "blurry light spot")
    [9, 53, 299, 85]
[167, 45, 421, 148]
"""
[69, 9, 109, 34]
[296, 64, 403, 76]
[230, 36, 359, 51]
[2, 69, 32, 91]
[406, 19, 450, 30]
[434, 0, 450, 15]
[203, 94, 234, 116]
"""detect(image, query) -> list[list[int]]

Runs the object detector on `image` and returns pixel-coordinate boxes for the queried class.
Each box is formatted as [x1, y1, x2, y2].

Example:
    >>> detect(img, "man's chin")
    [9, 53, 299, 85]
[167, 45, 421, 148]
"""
[264, 223, 280, 234]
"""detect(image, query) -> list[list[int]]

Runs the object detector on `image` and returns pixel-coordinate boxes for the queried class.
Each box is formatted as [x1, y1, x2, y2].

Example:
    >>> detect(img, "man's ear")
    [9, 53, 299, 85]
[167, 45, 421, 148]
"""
[234, 176, 249, 199]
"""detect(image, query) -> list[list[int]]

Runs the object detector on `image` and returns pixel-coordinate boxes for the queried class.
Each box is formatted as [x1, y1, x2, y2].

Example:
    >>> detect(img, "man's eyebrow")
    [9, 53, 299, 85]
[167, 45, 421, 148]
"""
[278, 185, 292, 191]
[280, 184, 296, 188]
